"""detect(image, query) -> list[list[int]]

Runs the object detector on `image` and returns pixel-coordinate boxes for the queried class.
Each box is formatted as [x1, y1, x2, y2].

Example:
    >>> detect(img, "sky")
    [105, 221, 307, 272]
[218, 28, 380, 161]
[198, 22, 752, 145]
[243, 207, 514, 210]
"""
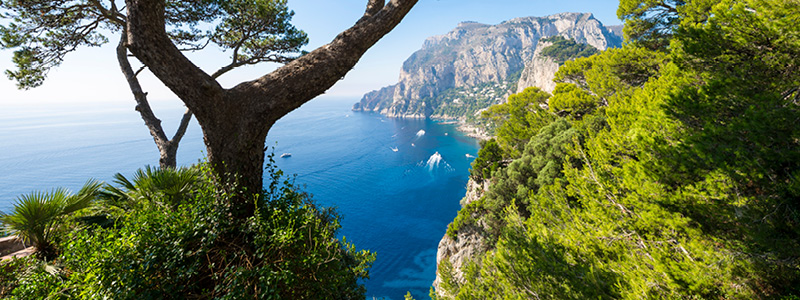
[0, 0, 622, 105]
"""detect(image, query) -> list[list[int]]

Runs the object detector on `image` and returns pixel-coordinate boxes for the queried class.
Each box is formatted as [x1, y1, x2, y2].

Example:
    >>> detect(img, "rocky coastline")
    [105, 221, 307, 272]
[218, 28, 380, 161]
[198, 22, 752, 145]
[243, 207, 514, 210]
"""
[455, 123, 490, 141]
[352, 12, 622, 119]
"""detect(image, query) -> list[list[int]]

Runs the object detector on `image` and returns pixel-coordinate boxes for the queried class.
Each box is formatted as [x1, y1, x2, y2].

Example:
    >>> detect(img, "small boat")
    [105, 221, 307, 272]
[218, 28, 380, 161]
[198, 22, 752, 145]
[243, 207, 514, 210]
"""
[280, 153, 292, 158]
[411, 143, 415, 147]
[391, 147, 399, 152]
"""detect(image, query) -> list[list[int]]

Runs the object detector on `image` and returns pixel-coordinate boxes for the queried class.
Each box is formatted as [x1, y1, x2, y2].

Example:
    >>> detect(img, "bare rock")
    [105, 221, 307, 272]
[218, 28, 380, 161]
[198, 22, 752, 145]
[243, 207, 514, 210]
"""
[516, 40, 560, 93]
[432, 178, 490, 298]
[353, 12, 622, 119]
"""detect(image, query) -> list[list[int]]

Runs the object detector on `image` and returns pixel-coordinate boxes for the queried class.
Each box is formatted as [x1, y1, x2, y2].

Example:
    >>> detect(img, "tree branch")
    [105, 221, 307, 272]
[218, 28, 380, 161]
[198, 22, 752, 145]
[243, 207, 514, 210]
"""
[360, 0, 385, 22]
[125, 0, 224, 121]
[230, 0, 418, 120]
[116, 30, 169, 145]
[125, 0, 417, 146]
[209, 29, 254, 79]
[782, 87, 799, 106]
[211, 61, 248, 79]
[120, 28, 195, 167]
[88, 0, 126, 27]
[133, 65, 146, 77]
[171, 108, 193, 144]
[177, 38, 210, 52]
[211, 49, 295, 79]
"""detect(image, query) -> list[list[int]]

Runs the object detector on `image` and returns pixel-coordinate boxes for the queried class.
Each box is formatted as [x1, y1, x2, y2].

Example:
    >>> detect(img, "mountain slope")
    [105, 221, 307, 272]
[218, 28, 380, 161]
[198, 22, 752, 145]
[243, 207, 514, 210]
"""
[352, 12, 622, 120]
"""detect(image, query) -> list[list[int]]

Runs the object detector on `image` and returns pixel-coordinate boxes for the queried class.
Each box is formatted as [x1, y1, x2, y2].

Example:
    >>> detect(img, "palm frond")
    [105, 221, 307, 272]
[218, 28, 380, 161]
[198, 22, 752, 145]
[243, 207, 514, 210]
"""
[61, 179, 102, 215]
[112, 172, 136, 191]
[1, 189, 68, 248]
[0, 181, 102, 258]
[98, 165, 202, 211]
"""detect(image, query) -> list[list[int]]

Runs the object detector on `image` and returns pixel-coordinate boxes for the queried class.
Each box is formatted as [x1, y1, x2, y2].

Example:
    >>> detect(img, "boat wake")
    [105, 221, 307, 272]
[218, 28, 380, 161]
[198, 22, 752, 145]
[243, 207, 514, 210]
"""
[418, 151, 454, 172]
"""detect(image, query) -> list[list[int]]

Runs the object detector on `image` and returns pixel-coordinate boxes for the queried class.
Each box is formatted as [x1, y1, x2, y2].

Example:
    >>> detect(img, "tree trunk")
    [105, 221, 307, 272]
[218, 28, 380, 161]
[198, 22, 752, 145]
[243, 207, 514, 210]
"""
[125, 0, 419, 218]
[117, 31, 194, 169]
[158, 141, 178, 169]
[202, 116, 273, 218]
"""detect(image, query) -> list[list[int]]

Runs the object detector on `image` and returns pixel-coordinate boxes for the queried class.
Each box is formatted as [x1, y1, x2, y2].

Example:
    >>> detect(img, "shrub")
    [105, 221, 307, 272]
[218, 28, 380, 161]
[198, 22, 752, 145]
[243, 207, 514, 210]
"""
[5, 161, 375, 299]
[469, 139, 503, 182]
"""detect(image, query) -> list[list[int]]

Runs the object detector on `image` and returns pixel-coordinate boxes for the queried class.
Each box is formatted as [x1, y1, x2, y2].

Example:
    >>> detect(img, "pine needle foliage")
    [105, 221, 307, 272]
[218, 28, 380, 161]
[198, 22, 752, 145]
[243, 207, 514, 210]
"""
[437, 0, 800, 298]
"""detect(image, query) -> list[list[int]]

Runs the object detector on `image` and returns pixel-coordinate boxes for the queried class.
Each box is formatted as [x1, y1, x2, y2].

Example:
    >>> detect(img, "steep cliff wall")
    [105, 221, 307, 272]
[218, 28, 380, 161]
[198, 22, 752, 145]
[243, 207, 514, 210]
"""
[432, 179, 490, 298]
[516, 40, 560, 93]
[354, 12, 622, 120]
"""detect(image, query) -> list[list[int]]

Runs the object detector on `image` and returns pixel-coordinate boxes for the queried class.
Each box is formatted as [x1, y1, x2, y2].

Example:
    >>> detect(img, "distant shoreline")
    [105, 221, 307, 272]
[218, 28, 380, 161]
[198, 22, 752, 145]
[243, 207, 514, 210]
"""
[455, 123, 491, 141]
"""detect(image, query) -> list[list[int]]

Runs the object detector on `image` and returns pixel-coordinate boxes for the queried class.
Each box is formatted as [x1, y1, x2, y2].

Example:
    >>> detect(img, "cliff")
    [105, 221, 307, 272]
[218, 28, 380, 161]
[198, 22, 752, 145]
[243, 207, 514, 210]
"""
[432, 179, 490, 297]
[515, 39, 560, 93]
[353, 12, 622, 120]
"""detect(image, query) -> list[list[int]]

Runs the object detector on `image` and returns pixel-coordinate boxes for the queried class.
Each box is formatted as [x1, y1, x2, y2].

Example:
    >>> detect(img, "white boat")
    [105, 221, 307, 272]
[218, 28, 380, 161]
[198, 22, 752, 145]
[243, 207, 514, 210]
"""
[280, 153, 292, 158]
[391, 147, 399, 152]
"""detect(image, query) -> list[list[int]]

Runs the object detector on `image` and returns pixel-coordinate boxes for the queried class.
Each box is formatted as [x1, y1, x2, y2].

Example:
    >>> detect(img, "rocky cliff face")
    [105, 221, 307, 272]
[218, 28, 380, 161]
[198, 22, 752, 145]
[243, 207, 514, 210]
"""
[432, 179, 489, 297]
[516, 40, 560, 93]
[353, 12, 622, 119]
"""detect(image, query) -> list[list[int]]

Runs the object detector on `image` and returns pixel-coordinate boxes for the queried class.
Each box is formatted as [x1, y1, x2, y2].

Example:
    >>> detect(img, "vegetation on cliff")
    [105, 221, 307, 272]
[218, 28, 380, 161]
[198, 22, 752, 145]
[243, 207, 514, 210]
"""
[437, 0, 800, 298]
[539, 36, 600, 65]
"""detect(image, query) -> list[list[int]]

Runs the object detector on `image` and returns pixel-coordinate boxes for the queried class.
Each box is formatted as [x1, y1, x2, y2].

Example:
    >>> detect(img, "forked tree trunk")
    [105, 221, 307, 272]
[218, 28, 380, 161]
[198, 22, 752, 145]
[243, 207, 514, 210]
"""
[117, 30, 193, 169]
[125, 0, 418, 219]
[158, 140, 179, 168]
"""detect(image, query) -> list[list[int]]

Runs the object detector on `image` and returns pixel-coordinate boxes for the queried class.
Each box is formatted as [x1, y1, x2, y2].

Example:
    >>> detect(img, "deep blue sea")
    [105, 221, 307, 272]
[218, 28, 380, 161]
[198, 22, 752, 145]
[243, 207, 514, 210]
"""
[0, 97, 479, 299]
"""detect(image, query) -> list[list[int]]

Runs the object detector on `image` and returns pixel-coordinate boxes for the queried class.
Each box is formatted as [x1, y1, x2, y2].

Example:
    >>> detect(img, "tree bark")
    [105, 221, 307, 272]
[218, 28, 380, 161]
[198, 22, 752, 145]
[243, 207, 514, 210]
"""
[125, 0, 418, 218]
[116, 30, 194, 169]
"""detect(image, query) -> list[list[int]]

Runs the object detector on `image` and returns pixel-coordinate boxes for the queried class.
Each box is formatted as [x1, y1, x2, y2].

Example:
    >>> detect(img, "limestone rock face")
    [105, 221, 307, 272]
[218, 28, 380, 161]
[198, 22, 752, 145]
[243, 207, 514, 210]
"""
[516, 40, 560, 93]
[432, 223, 486, 297]
[352, 84, 396, 112]
[432, 179, 489, 297]
[353, 12, 622, 118]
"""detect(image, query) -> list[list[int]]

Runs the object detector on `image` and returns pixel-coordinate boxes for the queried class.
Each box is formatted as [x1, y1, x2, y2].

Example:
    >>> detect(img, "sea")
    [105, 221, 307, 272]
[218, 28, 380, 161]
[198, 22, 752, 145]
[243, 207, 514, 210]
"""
[0, 97, 479, 300]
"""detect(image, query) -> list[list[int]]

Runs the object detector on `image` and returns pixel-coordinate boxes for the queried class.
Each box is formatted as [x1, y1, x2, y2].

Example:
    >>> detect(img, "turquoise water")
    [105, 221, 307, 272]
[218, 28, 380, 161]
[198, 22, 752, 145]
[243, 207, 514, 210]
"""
[0, 98, 479, 299]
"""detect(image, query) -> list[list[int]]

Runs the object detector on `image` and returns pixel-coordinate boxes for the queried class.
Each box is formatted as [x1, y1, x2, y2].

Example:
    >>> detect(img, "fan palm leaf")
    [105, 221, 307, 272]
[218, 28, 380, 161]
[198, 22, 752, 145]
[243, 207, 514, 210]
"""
[99, 166, 201, 212]
[0, 180, 101, 259]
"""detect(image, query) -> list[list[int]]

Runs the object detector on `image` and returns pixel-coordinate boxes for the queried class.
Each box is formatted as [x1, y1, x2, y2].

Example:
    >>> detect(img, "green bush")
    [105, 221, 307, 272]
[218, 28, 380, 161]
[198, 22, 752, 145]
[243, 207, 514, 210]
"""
[469, 139, 503, 182]
[446, 198, 485, 239]
[548, 83, 598, 118]
[4, 161, 375, 299]
[481, 87, 555, 158]
[0, 257, 30, 297]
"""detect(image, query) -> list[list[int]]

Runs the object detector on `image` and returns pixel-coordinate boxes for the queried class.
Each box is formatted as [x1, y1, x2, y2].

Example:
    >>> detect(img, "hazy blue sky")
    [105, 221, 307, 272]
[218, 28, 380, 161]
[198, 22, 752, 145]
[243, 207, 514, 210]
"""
[0, 0, 622, 104]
